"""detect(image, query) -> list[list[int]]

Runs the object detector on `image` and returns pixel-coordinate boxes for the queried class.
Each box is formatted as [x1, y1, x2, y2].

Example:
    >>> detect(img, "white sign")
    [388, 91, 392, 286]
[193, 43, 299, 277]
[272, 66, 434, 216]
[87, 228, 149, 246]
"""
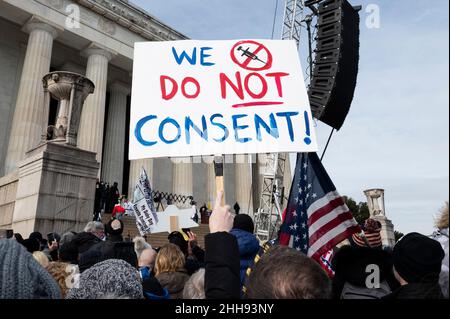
[130, 39, 318, 159]
[150, 205, 200, 234]
[133, 168, 158, 235]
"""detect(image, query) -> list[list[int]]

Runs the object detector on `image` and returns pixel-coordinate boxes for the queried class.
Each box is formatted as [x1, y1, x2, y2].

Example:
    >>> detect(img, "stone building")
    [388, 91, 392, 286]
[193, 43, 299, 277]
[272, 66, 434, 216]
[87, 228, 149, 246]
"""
[0, 0, 260, 234]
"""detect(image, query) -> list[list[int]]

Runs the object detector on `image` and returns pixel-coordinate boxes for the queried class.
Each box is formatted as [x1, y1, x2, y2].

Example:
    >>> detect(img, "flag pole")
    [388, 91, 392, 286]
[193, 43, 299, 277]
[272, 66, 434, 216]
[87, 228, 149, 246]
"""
[213, 155, 225, 206]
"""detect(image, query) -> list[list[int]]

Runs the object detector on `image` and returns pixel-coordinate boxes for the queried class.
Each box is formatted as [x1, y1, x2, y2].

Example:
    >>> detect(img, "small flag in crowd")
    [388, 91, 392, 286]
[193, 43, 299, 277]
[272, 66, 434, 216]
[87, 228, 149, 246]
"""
[319, 249, 335, 278]
[278, 152, 360, 261]
[132, 168, 158, 235]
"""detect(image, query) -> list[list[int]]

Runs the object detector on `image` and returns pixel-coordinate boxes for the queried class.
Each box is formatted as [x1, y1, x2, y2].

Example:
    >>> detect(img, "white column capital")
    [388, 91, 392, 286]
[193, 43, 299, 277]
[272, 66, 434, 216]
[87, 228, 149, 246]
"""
[110, 82, 131, 95]
[82, 43, 116, 62]
[22, 16, 62, 39]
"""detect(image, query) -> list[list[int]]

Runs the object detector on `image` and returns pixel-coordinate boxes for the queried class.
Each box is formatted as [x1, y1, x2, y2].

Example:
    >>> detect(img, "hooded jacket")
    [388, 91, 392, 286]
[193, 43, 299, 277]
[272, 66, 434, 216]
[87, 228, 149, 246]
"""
[229, 228, 260, 287]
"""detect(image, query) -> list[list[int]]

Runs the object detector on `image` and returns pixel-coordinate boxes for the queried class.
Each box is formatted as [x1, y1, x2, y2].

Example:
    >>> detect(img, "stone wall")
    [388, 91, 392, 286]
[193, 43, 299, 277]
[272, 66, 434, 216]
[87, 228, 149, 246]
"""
[0, 171, 19, 229]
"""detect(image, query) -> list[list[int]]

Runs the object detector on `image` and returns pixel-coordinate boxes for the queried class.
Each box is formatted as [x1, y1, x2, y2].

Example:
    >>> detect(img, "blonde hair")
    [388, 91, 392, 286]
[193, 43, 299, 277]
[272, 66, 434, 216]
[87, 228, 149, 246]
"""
[133, 236, 152, 258]
[436, 201, 449, 230]
[183, 268, 205, 299]
[155, 243, 185, 276]
[46, 262, 72, 298]
[32, 251, 49, 268]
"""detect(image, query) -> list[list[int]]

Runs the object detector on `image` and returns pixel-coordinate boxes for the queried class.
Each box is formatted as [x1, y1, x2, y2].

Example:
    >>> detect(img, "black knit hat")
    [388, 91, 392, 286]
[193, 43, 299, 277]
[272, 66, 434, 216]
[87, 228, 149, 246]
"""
[233, 214, 254, 234]
[393, 232, 445, 283]
[168, 231, 188, 255]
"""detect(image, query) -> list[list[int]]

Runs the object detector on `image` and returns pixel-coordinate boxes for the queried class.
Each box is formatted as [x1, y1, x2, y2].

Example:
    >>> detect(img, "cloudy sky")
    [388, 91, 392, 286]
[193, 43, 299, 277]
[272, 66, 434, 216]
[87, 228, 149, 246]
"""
[133, 0, 449, 235]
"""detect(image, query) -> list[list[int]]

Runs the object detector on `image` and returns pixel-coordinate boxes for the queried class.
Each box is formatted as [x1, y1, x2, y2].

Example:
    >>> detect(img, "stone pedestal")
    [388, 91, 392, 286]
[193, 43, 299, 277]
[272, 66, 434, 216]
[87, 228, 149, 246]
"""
[11, 142, 99, 237]
[373, 215, 396, 247]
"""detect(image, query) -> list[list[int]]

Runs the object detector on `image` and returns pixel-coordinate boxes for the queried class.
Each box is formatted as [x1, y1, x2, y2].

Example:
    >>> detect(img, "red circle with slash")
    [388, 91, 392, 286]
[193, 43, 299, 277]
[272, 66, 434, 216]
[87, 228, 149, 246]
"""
[230, 40, 273, 71]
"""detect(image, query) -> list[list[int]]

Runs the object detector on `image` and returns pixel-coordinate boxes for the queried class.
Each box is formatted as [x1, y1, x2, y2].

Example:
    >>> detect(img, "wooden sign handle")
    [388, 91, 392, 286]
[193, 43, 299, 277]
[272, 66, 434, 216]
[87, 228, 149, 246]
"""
[214, 155, 225, 206]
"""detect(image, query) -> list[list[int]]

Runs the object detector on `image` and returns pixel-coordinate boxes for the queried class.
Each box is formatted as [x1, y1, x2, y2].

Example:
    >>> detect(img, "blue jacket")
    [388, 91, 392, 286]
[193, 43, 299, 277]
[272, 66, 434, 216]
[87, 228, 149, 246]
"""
[229, 228, 260, 287]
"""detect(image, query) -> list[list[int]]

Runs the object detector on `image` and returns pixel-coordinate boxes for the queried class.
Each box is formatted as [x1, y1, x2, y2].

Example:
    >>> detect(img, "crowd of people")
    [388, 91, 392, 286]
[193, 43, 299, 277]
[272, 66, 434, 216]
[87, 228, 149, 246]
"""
[0, 195, 448, 299]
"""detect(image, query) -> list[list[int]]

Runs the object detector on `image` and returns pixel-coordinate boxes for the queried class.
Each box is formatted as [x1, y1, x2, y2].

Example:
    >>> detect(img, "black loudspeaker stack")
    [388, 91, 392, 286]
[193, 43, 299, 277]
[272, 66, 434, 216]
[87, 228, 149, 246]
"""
[308, 0, 360, 130]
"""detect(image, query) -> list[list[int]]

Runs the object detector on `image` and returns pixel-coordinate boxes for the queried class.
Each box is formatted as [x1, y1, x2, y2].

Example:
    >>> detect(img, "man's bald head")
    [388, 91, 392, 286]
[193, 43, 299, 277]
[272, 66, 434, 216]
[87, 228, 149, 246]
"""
[139, 248, 157, 269]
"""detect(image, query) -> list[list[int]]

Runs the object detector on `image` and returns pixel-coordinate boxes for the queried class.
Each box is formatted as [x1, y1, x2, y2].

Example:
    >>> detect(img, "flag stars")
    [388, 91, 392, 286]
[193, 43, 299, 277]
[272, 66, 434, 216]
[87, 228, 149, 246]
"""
[312, 193, 317, 199]
[295, 236, 300, 242]
[303, 163, 308, 169]
[307, 183, 312, 189]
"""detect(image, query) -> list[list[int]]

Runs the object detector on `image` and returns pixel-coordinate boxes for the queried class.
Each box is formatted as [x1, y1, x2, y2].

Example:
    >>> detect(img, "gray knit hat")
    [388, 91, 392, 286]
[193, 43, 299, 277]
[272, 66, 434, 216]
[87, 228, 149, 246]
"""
[65, 259, 143, 299]
[0, 239, 62, 299]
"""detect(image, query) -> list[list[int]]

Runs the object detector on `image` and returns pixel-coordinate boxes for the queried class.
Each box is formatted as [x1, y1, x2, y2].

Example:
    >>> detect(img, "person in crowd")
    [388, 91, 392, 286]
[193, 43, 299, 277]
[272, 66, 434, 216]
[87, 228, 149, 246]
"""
[58, 239, 80, 265]
[21, 237, 41, 253]
[46, 262, 74, 298]
[42, 232, 60, 262]
[65, 259, 143, 299]
[183, 268, 205, 299]
[331, 244, 395, 299]
[13, 233, 24, 244]
[233, 202, 240, 215]
[106, 182, 120, 215]
[229, 214, 260, 289]
[29, 231, 45, 251]
[134, 236, 157, 280]
[0, 239, 61, 299]
[104, 219, 124, 242]
[430, 201, 449, 298]
[191, 201, 200, 224]
[245, 245, 332, 299]
[78, 219, 137, 272]
[350, 218, 383, 249]
[71, 221, 104, 255]
[142, 277, 170, 300]
[100, 181, 108, 213]
[122, 196, 134, 217]
[32, 251, 50, 268]
[112, 199, 126, 220]
[93, 179, 102, 221]
[383, 232, 445, 299]
[168, 230, 204, 275]
[154, 243, 190, 299]
[59, 231, 77, 247]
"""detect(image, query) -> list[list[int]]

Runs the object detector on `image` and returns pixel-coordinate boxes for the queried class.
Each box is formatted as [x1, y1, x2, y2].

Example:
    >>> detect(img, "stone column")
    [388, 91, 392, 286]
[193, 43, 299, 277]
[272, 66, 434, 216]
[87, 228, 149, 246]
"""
[4, 17, 61, 174]
[128, 159, 153, 199]
[172, 158, 193, 202]
[101, 82, 130, 189]
[235, 154, 253, 215]
[77, 44, 115, 166]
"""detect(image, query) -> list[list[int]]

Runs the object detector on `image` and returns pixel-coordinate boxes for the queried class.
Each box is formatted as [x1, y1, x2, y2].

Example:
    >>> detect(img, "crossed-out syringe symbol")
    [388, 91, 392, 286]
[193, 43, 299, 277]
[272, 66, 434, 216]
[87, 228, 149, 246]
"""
[237, 46, 267, 65]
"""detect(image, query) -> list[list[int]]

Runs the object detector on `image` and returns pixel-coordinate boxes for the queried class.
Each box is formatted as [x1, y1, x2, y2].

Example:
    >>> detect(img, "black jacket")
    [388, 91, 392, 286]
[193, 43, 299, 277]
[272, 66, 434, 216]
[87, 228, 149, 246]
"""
[383, 282, 444, 299]
[204, 232, 241, 299]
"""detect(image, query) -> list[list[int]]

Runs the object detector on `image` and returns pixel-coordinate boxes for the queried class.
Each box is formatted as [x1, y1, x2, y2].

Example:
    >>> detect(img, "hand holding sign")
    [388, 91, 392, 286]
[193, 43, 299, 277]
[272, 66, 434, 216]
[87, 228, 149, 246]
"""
[209, 191, 234, 234]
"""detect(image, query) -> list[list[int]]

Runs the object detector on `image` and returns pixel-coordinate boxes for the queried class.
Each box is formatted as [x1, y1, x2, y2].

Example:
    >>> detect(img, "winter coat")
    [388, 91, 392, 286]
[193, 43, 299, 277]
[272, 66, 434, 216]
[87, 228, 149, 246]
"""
[204, 232, 241, 299]
[71, 232, 102, 254]
[156, 271, 190, 299]
[332, 245, 398, 299]
[383, 282, 444, 299]
[431, 228, 449, 298]
[229, 228, 260, 287]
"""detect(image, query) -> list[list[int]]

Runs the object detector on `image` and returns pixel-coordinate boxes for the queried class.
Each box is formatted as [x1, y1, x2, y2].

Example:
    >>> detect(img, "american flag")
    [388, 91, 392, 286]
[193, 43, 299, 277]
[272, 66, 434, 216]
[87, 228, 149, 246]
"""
[279, 152, 360, 261]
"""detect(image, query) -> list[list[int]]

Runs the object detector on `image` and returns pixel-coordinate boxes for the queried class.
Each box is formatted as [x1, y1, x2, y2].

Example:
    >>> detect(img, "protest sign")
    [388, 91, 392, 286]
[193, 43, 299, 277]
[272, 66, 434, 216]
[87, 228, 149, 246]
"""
[130, 39, 317, 159]
[132, 168, 158, 235]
